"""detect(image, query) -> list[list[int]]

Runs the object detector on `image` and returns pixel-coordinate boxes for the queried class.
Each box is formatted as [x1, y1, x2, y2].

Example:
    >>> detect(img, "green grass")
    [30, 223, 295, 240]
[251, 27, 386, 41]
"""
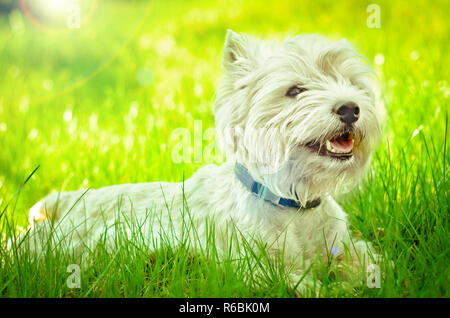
[0, 0, 448, 297]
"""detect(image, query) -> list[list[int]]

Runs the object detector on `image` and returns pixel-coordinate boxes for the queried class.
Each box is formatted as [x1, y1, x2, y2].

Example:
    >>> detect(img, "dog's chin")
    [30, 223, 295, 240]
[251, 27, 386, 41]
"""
[303, 129, 361, 162]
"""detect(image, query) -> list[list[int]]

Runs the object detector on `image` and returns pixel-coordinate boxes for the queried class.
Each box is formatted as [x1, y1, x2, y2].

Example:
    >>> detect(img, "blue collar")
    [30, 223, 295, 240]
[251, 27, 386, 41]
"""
[234, 162, 321, 210]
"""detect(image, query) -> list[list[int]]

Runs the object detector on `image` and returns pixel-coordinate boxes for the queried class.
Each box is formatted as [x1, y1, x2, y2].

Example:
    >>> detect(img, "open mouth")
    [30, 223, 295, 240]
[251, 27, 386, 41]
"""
[305, 131, 355, 160]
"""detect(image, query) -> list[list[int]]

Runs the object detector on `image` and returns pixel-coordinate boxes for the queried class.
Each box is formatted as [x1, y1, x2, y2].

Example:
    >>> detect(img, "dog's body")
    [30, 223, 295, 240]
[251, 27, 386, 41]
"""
[26, 31, 385, 294]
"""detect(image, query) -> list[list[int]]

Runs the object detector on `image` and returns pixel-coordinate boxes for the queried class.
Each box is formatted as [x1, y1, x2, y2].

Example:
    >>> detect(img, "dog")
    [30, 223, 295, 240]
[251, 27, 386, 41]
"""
[25, 30, 385, 295]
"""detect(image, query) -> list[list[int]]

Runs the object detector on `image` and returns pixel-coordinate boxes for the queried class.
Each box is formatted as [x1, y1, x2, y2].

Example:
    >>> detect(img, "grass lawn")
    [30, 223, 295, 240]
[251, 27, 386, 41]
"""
[0, 0, 448, 297]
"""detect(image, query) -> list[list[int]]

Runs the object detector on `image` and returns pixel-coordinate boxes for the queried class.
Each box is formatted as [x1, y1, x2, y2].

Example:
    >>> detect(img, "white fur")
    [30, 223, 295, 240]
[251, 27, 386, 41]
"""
[25, 31, 384, 294]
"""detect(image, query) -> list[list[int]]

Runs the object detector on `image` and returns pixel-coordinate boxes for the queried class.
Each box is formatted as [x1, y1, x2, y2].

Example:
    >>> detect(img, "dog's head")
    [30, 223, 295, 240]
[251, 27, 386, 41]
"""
[214, 30, 384, 202]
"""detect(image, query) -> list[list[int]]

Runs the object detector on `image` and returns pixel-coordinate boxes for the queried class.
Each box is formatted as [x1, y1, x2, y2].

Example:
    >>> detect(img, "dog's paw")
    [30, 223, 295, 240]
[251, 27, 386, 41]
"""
[29, 200, 48, 227]
[289, 272, 321, 297]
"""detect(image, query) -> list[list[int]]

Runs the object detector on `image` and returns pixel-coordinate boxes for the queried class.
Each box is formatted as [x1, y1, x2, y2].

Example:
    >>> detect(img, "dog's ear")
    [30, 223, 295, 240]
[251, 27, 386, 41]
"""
[222, 30, 259, 73]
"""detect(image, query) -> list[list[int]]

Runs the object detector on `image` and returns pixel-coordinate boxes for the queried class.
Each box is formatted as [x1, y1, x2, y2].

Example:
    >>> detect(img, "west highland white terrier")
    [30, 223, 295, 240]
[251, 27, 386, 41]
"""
[25, 30, 385, 295]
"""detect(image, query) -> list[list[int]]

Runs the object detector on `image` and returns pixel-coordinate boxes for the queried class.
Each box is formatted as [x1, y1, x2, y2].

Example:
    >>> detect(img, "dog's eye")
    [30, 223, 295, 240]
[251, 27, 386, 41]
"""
[286, 85, 307, 97]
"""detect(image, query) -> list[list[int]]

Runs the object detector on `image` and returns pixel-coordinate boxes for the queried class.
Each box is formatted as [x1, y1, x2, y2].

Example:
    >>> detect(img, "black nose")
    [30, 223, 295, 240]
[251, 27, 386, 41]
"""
[335, 102, 360, 125]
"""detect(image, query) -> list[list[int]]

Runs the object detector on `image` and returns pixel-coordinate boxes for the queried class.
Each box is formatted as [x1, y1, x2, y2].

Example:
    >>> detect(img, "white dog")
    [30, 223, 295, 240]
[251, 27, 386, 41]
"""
[25, 30, 384, 294]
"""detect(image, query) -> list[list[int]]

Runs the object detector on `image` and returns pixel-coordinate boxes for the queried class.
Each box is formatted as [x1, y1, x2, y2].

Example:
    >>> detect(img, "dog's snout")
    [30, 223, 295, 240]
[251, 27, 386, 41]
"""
[335, 102, 360, 125]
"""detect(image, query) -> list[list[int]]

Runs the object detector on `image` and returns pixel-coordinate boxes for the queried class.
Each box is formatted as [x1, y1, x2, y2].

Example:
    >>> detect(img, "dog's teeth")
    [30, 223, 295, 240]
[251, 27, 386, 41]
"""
[325, 139, 353, 154]
[326, 140, 337, 153]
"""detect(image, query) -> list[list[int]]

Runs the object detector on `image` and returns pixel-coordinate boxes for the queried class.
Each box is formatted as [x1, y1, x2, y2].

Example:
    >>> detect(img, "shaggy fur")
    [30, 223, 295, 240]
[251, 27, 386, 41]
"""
[25, 30, 385, 294]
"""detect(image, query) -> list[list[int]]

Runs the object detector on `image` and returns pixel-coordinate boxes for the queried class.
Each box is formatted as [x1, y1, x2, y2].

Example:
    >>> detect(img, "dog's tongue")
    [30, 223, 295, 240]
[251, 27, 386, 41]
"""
[330, 136, 353, 152]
